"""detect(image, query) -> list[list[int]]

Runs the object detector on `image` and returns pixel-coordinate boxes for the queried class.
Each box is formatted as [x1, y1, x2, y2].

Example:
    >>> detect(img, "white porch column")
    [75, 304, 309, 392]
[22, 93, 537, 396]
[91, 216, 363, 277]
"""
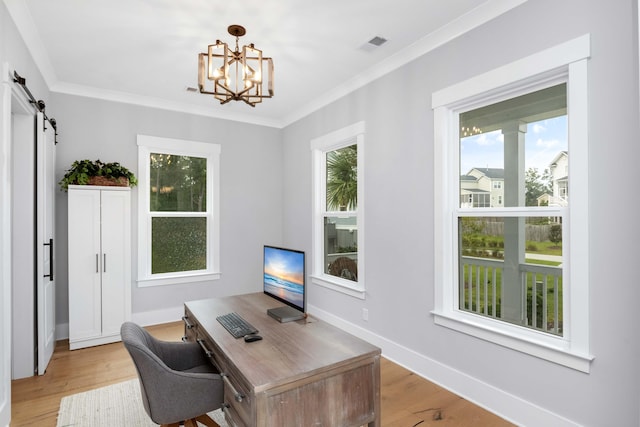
[501, 121, 527, 323]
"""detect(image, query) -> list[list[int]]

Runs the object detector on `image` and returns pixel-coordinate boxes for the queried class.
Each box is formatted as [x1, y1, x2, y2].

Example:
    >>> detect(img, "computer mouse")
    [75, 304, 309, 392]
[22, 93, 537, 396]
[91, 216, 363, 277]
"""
[244, 334, 262, 342]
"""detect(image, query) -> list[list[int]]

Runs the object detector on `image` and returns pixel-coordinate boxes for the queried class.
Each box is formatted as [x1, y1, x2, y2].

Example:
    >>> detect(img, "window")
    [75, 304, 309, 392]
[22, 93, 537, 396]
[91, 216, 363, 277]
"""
[310, 122, 365, 298]
[432, 35, 592, 372]
[137, 135, 220, 286]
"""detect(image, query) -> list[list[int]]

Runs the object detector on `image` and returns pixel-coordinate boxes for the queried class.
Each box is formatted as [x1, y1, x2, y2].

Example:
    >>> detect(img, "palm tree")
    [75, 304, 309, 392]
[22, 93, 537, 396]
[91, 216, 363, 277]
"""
[326, 145, 357, 211]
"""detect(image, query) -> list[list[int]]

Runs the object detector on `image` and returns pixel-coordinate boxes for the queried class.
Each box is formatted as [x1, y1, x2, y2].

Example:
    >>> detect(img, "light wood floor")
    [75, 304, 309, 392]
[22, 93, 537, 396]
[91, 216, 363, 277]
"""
[11, 321, 514, 426]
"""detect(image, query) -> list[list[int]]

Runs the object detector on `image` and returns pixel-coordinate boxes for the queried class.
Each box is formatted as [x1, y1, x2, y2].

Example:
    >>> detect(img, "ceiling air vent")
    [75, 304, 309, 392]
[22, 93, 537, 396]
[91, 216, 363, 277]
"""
[368, 36, 387, 47]
[359, 35, 388, 52]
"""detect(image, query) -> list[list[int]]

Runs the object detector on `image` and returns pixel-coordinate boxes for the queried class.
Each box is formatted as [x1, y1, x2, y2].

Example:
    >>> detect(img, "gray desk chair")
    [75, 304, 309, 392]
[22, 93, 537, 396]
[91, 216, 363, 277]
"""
[121, 322, 223, 427]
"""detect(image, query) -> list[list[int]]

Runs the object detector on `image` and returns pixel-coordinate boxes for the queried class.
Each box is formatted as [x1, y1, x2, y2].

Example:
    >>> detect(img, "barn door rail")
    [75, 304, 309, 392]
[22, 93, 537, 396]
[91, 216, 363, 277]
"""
[12, 70, 58, 144]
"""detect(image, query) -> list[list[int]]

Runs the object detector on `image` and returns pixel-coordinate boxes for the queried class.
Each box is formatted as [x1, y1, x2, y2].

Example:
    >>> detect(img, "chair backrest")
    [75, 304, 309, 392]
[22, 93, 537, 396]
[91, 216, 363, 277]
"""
[121, 321, 223, 425]
[120, 322, 163, 419]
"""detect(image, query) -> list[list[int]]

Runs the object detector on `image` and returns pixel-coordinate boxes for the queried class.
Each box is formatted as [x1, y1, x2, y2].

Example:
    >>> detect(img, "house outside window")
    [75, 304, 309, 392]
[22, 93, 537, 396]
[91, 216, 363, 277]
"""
[432, 35, 592, 372]
[137, 135, 220, 287]
[549, 151, 569, 206]
[310, 122, 365, 299]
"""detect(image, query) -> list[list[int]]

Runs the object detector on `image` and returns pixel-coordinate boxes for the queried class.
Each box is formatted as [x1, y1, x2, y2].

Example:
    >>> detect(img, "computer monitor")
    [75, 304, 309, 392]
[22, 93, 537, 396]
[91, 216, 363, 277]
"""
[263, 245, 306, 323]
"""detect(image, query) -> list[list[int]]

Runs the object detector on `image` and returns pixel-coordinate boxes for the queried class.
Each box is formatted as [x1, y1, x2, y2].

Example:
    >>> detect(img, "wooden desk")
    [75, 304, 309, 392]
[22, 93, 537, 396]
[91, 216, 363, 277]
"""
[183, 293, 381, 427]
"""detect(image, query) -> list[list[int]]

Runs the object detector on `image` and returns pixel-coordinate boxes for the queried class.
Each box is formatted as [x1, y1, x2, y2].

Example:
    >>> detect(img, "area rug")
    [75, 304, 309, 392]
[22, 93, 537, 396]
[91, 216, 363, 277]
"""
[56, 379, 228, 426]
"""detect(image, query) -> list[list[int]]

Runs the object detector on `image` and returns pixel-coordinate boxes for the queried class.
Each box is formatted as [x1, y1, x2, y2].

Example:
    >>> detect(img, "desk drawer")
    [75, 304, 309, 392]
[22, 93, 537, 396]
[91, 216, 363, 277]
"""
[183, 309, 252, 426]
[222, 401, 247, 427]
[198, 337, 252, 425]
[221, 368, 252, 425]
[181, 311, 198, 341]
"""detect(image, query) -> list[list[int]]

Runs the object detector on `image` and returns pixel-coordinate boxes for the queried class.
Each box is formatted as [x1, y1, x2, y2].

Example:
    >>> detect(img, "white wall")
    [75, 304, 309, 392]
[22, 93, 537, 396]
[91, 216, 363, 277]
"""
[50, 93, 284, 328]
[282, 0, 640, 426]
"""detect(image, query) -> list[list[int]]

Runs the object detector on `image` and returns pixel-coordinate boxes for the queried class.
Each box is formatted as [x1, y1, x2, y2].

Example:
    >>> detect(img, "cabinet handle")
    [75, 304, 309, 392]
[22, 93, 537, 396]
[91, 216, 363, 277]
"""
[196, 338, 213, 358]
[96, 254, 99, 273]
[103, 254, 106, 272]
[221, 373, 245, 402]
[182, 316, 194, 329]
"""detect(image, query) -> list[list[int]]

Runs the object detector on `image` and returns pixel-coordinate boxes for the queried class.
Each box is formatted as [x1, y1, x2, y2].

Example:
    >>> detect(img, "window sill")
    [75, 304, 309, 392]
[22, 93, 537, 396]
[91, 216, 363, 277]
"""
[137, 272, 221, 288]
[310, 274, 365, 299]
[432, 310, 593, 373]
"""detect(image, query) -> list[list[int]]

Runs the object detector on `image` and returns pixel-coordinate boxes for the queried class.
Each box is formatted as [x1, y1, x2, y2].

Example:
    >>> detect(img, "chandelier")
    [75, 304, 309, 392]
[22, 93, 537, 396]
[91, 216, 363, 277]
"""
[198, 25, 274, 107]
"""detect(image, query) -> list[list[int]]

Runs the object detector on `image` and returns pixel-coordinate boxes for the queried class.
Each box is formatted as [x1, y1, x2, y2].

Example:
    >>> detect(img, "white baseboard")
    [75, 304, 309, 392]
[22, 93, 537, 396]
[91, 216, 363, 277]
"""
[131, 306, 183, 327]
[307, 303, 580, 427]
[55, 306, 184, 341]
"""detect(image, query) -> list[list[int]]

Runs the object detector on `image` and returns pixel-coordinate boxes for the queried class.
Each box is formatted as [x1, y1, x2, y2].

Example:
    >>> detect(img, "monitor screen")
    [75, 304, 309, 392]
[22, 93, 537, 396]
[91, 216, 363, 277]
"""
[263, 245, 305, 313]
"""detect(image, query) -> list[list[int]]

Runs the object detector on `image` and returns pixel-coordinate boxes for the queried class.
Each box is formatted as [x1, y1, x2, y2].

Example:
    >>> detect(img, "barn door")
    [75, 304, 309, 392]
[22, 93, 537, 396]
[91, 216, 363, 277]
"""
[36, 111, 55, 375]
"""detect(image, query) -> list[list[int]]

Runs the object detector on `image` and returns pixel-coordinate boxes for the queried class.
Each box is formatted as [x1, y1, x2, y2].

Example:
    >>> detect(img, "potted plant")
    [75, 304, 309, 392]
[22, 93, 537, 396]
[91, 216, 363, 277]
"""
[59, 159, 138, 191]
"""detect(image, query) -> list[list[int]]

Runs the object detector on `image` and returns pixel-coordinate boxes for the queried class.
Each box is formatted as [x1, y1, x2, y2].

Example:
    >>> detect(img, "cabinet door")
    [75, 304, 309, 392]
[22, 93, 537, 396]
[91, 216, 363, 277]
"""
[100, 190, 131, 336]
[68, 189, 102, 341]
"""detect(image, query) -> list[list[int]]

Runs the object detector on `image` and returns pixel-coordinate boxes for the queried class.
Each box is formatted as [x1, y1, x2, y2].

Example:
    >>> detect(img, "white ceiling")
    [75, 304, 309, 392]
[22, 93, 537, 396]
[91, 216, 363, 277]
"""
[5, 0, 525, 128]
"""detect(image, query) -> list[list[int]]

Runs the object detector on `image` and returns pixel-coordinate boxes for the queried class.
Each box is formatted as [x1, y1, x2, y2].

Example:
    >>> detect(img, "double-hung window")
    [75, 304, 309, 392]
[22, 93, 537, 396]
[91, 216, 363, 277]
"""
[310, 122, 365, 298]
[137, 135, 220, 286]
[432, 36, 592, 371]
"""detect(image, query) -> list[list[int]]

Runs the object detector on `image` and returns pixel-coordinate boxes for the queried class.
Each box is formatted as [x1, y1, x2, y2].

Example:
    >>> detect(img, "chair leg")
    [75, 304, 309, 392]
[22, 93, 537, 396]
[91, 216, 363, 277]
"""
[161, 415, 219, 427]
[194, 414, 221, 427]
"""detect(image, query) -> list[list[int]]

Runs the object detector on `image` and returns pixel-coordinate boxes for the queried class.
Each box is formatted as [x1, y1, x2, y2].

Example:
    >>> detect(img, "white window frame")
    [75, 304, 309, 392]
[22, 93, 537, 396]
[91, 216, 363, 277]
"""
[310, 122, 365, 299]
[432, 35, 593, 372]
[137, 134, 221, 287]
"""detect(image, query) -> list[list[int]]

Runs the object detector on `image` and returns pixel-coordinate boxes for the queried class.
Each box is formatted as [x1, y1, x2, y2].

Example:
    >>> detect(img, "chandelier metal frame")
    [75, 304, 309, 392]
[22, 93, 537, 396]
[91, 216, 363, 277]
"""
[198, 25, 274, 107]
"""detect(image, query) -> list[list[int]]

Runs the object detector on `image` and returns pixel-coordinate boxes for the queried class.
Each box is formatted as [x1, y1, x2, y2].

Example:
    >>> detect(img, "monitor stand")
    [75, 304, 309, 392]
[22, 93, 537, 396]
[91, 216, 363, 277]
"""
[267, 306, 305, 323]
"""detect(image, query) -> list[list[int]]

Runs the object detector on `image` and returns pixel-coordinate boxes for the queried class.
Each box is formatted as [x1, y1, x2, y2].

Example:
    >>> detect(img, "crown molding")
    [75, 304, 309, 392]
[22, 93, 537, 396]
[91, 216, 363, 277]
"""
[51, 82, 283, 128]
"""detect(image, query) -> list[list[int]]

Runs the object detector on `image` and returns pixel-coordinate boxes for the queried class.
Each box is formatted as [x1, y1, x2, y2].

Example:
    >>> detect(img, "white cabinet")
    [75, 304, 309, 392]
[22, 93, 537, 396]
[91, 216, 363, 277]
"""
[68, 185, 131, 350]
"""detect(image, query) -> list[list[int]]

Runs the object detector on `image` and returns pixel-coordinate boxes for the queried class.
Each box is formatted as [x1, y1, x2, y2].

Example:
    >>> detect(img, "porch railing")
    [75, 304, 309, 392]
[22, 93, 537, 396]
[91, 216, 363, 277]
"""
[460, 256, 563, 336]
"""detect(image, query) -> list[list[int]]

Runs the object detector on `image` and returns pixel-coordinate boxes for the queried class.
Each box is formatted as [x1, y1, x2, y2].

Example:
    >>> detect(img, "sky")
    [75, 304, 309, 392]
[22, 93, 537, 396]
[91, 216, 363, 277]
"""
[460, 115, 568, 175]
[264, 247, 305, 285]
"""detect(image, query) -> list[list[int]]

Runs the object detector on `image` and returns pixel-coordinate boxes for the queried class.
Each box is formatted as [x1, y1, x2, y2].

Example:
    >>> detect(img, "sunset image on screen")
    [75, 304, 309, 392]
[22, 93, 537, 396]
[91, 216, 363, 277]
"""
[263, 246, 305, 309]
[264, 249, 304, 285]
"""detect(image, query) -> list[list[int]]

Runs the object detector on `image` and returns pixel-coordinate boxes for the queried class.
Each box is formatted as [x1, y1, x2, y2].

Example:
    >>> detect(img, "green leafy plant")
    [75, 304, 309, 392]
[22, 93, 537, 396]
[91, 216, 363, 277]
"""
[548, 224, 562, 247]
[59, 159, 138, 191]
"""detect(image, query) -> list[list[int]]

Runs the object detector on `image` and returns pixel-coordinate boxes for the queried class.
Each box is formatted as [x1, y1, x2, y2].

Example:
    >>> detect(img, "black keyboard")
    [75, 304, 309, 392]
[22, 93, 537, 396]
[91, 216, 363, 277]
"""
[216, 312, 258, 338]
